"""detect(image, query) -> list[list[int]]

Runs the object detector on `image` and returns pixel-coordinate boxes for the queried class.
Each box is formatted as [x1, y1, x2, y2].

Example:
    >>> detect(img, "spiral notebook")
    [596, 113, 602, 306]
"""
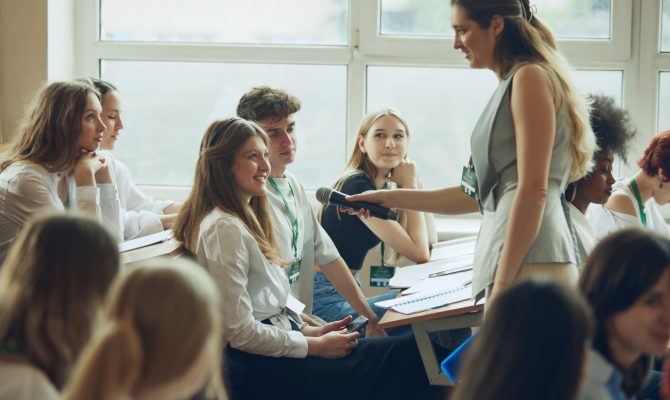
[374, 284, 471, 315]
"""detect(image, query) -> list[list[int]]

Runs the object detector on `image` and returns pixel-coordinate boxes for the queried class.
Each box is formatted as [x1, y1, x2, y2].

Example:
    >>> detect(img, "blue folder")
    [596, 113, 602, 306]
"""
[440, 334, 475, 383]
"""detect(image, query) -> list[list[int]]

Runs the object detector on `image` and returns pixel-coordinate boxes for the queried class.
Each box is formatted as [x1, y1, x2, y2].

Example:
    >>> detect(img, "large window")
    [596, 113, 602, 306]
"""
[662, 0, 670, 52]
[75, 0, 660, 190]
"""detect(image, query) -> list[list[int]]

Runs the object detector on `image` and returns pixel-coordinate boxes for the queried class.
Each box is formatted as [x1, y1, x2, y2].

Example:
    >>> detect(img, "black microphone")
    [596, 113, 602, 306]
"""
[315, 187, 399, 221]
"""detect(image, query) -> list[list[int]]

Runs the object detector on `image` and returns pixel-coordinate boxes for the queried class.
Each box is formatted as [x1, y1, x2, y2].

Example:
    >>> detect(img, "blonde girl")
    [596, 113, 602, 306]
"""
[63, 257, 226, 400]
[316, 107, 436, 322]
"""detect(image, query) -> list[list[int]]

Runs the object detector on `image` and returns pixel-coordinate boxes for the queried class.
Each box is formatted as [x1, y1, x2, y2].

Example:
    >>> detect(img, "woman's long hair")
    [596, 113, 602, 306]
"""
[1, 80, 101, 172]
[451, 0, 595, 182]
[63, 257, 227, 400]
[0, 213, 119, 388]
[174, 117, 283, 265]
[579, 229, 670, 397]
[452, 279, 594, 400]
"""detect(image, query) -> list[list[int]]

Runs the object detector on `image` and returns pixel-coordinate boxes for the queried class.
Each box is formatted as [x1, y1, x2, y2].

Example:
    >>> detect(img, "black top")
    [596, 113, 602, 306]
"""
[320, 173, 380, 271]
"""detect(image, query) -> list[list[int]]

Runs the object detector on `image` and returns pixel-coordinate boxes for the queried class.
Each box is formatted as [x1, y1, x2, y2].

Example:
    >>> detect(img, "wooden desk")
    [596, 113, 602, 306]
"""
[120, 237, 182, 264]
[379, 298, 483, 386]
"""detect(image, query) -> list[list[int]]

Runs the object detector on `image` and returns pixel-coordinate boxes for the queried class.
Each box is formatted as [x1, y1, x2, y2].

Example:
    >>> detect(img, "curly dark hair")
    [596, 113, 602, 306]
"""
[236, 86, 301, 122]
[588, 94, 636, 163]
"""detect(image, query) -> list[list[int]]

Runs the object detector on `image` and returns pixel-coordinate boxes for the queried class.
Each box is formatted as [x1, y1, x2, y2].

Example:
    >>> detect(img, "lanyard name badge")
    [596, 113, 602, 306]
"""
[268, 177, 302, 284]
[630, 178, 647, 227]
[370, 242, 396, 287]
[461, 159, 478, 199]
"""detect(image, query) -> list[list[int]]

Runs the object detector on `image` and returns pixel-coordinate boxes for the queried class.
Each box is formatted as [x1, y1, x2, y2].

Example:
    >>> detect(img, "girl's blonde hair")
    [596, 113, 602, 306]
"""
[174, 117, 283, 265]
[0, 212, 119, 388]
[327, 108, 410, 263]
[63, 257, 227, 400]
[452, 0, 595, 181]
[1, 80, 101, 173]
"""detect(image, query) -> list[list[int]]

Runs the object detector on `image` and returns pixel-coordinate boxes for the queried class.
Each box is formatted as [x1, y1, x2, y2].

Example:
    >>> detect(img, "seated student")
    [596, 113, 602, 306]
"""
[317, 108, 436, 322]
[236, 86, 384, 335]
[174, 117, 444, 400]
[578, 229, 670, 400]
[89, 78, 182, 240]
[0, 213, 119, 399]
[0, 80, 122, 262]
[63, 257, 227, 400]
[587, 131, 670, 239]
[565, 94, 636, 259]
[452, 279, 594, 400]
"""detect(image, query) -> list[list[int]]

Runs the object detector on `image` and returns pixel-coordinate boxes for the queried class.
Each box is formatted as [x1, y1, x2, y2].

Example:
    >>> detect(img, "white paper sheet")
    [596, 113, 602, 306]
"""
[118, 229, 173, 253]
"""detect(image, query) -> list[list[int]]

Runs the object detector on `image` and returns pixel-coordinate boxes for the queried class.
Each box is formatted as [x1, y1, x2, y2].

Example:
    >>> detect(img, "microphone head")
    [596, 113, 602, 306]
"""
[315, 187, 333, 205]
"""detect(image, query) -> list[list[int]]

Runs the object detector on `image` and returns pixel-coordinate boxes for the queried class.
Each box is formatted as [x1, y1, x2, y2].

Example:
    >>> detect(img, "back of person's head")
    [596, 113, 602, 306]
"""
[579, 228, 670, 396]
[174, 117, 282, 264]
[236, 86, 301, 122]
[0, 212, 119, 387]
[2, 80, 101, 172]
[452, 279, 593, 400]
[88, 78, 118, 97]
[450, 0, 595, 183]
[63, 257, 226, 400]
[637, 130, 670, 181]
[588, 94, 636, 163]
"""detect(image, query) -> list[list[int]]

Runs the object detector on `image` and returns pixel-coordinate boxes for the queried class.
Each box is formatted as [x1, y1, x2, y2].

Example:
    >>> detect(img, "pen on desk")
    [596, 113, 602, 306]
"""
[428, 266, 473, 279]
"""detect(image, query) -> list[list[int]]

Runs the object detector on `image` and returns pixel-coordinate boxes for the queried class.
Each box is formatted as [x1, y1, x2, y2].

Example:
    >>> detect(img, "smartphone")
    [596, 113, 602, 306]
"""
[346, 315, 369, 334]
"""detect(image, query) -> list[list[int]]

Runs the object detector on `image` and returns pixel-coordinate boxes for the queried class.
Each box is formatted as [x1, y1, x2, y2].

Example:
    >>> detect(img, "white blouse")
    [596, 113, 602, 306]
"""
[568, 202, 597, 262]
[103, 152, 174, 240]
[0, 359, 58, 400]
[266, 173, 339, 312]
[195, 208, 308, 358]
[586, 180, 670, 240]
[0, 162, 122, 262]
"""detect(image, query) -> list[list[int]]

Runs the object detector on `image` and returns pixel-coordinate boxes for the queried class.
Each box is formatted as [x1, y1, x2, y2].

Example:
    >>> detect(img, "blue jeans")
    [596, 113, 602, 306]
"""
[312, 271, 399, 322]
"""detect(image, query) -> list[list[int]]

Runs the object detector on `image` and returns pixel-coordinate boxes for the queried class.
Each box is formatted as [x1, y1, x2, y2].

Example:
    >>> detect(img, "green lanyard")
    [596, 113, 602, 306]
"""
[630, 178, 647, 227]
[268, 177, 300, 259]
[380, 242, 386, 267]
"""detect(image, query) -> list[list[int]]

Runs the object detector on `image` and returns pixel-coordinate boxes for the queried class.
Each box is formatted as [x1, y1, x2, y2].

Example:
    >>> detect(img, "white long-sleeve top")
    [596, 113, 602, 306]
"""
[0, 162, 122, 262]
[103, 152, 175, 240]
[195, 208, 308, 358]
[0, 359, 58, 400]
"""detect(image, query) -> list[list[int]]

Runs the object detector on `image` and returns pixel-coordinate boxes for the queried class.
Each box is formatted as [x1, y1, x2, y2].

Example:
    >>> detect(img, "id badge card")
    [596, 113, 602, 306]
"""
[286, 258, 302, 285]
[460, 165, 478, 198]
[370, 265, 396, 287]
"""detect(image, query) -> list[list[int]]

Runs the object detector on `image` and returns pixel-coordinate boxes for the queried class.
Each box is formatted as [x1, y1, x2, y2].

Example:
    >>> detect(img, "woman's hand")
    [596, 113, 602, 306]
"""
[306, 330, 359, 359]
[389, 160, 418, 189]
[345, 190, 394, 209]
[74, 150, 106, 186]
[365, 320, 387, 337]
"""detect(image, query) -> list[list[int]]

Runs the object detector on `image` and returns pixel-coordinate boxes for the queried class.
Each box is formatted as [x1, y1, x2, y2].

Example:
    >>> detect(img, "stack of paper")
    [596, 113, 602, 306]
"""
[375, 285, 471, 315]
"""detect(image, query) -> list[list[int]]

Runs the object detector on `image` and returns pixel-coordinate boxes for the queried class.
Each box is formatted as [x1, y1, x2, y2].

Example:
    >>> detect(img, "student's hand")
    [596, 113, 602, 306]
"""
[317, 315, 352, 336]
[159, 213, 179, 230]
[74, 151, 106, 186]
[307, 330, 359, 359]
[94, 155, 112, 184]
[389, 160, 418, 189]
[300, 313, 325, 328]
[365, 320, 387, 338]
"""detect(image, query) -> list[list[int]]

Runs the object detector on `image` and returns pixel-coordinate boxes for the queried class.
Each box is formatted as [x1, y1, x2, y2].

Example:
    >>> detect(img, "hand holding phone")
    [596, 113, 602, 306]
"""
[346, 316, 369, 334]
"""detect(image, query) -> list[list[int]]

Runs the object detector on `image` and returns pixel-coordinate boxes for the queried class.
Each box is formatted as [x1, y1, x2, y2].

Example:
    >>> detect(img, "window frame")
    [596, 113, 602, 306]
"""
[74, 0, 662, 188]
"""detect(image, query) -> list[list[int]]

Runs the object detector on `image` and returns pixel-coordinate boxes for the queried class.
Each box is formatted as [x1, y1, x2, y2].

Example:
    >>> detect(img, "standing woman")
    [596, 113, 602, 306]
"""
[349, 0, 595, 302]
[316, 108, 436, 322]
[89, 79, 181, 240]
[0, 80, 122, 261]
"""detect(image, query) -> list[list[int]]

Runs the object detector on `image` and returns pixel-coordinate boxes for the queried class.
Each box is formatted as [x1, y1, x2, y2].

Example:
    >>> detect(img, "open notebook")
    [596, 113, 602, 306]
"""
[374, 285, 471, 315]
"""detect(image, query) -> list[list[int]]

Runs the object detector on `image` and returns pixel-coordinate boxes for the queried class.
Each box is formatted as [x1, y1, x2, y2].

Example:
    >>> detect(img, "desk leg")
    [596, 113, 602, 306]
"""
[411, 311, 483, 386]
